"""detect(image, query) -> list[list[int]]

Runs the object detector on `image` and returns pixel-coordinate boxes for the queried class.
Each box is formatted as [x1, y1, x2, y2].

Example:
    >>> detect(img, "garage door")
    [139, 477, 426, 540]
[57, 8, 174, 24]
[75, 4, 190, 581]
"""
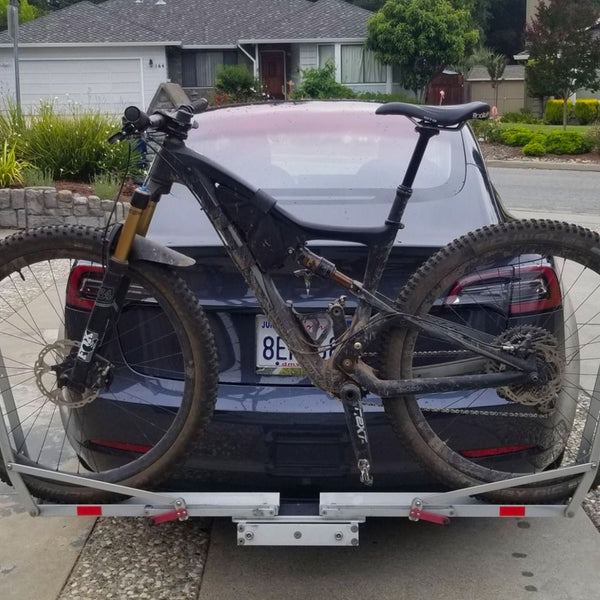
[19, 58, 143, 113]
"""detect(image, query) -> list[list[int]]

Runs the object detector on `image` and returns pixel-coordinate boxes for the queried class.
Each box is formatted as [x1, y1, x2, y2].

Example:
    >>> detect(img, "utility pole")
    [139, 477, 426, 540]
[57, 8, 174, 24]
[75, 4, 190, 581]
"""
[7, 0, 21, 113]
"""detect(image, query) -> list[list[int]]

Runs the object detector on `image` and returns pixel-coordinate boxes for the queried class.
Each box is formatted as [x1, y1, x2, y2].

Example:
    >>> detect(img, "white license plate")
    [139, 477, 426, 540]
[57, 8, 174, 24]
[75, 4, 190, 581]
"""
[255, 315, 334, 375]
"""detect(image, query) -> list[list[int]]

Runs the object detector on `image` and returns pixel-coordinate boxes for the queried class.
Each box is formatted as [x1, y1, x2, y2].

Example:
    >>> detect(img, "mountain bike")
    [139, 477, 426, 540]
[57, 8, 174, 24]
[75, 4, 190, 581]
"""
[0, 99, 598, 505]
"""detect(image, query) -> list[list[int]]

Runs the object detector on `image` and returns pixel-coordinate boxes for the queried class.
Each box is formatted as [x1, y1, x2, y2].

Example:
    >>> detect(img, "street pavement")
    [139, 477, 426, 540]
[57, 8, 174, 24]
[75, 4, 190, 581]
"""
[2, 167, 600, 599]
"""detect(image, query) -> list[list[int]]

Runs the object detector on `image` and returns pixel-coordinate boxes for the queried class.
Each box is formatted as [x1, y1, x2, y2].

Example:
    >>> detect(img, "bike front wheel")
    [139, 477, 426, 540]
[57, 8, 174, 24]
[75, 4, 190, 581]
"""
[383, 220, 600, 503]
[0, 226, 217, 503]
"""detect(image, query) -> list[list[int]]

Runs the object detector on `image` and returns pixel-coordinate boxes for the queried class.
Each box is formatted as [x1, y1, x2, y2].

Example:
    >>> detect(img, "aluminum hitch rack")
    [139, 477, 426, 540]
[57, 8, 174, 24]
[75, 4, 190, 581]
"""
[1, 459, 598, 546]
[2, 343, 599, 547]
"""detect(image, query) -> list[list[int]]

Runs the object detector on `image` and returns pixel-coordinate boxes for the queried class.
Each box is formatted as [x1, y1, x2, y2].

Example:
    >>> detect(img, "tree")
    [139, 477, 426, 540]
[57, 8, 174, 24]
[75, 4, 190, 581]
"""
[366, 0, 479, 101]
[484, 0, 526, 57]
[0, 0, 42, 30]
[526, 0, 600, 129]
[479, 47, 507, 109]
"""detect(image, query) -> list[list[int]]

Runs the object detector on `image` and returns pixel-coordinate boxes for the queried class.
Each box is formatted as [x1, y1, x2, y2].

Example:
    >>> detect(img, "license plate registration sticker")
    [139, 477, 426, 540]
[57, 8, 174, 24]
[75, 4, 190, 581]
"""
[255, 315, 334, 375]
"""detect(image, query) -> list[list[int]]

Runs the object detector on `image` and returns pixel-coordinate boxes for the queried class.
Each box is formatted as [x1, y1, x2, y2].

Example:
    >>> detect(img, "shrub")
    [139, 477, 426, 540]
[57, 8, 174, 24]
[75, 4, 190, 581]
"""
[544, 99, 572, 125]
[0, 99, 27, 155]
[500, 127, 536, 147]
[501, 108, 541, 124]
[214, 64, 264, 103]
[93, 172, 122, 199]
[469, 119, 503, 143]
[355, 91, 418, 103]
[522, 141, 546, 156]
[22, 167, 54, 187]
[295, 63, 356, 99]
[23, 102, 134, 182]
[585, 126, 600, 153]
[574, 99, 599, 125]
[544, 131, 592, 154]
[0, 141, 29, 187]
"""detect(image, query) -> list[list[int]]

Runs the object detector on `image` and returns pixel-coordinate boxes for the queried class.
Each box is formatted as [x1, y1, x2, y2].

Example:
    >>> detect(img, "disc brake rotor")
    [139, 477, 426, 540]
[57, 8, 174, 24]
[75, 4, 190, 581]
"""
[34, 340, 99, 408]
[486, 325, 564, 414]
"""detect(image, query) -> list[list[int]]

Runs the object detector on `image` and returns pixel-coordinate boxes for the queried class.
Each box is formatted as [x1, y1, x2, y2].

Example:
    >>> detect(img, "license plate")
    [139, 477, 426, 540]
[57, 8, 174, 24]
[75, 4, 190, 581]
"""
[255, 315, 334, 375]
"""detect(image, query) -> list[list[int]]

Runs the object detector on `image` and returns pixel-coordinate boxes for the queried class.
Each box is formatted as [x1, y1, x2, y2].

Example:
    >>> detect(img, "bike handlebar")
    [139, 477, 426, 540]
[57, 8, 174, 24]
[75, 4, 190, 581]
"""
[109, 98, 209, 143]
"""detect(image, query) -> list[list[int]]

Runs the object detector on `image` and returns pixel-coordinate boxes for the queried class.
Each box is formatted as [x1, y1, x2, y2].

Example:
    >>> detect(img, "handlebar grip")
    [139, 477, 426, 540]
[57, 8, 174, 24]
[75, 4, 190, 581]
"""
[123, 105, 151, 131]
[191, 98, 209, 114]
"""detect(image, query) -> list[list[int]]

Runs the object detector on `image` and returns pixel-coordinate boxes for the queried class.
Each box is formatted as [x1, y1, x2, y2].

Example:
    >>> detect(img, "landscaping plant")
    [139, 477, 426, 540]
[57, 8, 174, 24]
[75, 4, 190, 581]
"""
[0, 141, 29, 188]
[22, 102, 135, 182]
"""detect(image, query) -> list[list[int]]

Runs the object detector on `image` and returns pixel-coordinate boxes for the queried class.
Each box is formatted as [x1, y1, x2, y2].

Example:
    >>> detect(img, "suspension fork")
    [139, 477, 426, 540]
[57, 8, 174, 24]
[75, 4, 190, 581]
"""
[66, 185, 159, 391]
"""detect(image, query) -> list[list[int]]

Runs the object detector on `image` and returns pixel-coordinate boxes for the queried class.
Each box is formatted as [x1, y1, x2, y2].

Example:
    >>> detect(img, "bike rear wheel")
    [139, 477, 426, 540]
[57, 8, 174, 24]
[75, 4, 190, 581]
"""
[0, 226, 217, 503]
[383, 220, 600, 503]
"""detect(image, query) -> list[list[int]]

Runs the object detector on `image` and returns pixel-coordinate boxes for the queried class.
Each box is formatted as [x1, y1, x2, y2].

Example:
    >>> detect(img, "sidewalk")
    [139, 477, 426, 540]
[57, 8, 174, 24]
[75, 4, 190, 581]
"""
[0, 483, 95, 600]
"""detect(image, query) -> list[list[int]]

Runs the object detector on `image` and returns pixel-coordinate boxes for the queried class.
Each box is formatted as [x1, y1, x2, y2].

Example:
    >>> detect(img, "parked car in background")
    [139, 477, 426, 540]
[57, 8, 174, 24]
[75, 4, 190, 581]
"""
[64, 101, 575, 496]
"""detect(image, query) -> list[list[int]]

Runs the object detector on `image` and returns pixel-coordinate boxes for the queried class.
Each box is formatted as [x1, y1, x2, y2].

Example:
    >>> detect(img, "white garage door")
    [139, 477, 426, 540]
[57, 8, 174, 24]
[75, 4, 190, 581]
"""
[20, 58, 143, 113]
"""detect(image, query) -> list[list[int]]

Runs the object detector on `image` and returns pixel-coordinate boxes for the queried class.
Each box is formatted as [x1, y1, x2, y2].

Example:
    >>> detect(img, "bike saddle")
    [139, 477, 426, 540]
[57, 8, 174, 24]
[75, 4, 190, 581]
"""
[376, 101, 490, 128]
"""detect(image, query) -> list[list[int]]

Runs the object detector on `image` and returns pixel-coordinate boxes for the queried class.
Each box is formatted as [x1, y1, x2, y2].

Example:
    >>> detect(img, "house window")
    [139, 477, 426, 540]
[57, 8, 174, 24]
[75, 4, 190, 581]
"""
[182, 50, 238, 87]
[341, 45, 386, 84]
[318, 45, 335, 68]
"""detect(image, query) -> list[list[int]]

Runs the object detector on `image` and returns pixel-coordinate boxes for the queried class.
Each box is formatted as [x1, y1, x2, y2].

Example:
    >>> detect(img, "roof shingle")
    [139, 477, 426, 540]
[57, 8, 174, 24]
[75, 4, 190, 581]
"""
[0, 0, 372, 47]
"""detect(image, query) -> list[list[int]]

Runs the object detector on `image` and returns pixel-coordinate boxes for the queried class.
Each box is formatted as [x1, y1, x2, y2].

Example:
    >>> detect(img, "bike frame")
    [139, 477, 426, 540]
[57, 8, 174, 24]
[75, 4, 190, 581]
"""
[70, 119, 536, 405]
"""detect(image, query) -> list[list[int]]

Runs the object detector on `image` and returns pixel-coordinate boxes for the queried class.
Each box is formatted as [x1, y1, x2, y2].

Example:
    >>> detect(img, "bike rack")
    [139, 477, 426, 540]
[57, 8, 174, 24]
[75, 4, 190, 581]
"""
[2, 344, 600, 546]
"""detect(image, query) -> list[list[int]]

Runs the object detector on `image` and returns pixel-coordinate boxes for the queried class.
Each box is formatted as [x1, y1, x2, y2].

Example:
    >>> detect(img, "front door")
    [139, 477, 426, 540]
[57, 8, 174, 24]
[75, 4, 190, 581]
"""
[260, 51, 285, 99]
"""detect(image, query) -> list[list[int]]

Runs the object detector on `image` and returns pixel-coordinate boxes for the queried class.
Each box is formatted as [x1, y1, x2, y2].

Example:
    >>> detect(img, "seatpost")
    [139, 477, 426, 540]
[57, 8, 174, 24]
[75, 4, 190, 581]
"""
[386, 125, 439, 227]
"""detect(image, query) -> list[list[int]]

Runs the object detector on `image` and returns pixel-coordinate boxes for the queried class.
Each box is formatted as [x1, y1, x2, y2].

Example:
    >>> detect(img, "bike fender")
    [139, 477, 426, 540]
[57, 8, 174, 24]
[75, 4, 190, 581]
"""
[130, 235, 195, 267]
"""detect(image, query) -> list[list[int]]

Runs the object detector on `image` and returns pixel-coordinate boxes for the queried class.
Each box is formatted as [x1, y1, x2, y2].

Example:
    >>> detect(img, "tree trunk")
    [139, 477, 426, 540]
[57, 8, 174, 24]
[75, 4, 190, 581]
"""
[562, 97, 568, 131]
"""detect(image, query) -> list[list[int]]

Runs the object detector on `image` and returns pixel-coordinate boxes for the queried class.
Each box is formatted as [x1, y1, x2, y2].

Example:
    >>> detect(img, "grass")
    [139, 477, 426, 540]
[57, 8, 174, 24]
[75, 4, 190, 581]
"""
[22, 167, 54, 187]
[92, 172, 122, 199]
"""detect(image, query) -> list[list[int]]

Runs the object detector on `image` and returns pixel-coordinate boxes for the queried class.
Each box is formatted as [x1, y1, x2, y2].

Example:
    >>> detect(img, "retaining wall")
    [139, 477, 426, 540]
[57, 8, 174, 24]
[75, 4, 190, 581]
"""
[0, 187, 130, 229]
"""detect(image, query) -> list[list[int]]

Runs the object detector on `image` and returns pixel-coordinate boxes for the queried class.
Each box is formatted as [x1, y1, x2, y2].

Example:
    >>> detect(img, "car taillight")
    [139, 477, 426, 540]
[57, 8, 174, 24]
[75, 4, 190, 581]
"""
[66, 265, 104, 310]
[446, 265, 561, 316]
[67, 264, 154, 310]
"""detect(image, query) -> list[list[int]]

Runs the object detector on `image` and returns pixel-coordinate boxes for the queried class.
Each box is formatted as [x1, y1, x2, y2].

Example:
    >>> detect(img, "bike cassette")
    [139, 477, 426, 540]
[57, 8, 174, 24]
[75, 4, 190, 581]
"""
[486, 325, 564, 414]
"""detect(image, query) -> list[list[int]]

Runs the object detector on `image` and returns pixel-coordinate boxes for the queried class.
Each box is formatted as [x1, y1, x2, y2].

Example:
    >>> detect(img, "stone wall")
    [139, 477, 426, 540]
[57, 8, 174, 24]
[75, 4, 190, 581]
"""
[0, 187, 130, 229]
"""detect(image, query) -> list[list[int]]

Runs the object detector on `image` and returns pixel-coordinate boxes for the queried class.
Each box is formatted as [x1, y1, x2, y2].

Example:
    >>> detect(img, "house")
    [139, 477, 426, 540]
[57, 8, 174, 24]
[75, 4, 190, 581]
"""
[466, 65, 526, 114]
[0, 0, 397, 113]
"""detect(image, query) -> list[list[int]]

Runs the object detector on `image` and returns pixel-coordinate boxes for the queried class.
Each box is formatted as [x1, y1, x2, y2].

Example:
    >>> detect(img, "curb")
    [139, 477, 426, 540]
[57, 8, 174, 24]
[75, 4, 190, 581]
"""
[486, 159, 600, 172]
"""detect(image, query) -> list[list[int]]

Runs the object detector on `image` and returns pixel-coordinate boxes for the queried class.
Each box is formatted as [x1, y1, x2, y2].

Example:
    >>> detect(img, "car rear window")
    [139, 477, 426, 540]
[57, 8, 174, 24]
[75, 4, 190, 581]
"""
[188, 103, 459, 192]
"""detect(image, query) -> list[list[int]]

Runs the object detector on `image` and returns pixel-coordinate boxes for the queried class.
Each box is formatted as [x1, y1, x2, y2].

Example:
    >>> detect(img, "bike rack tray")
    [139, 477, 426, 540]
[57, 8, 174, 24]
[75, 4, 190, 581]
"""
[2, 343, 600, 547]
[2, 459, 597, 546]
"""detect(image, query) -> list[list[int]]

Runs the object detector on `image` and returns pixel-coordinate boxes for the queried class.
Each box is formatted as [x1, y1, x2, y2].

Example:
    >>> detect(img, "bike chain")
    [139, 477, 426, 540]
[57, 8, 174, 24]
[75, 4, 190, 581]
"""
[363, 348, 549, 418]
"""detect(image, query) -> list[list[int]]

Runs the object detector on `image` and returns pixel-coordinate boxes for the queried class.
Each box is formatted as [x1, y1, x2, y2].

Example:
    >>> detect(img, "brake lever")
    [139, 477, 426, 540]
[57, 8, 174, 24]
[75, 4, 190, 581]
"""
[108, 131, 126, 145]
[107, 121, 138, 144]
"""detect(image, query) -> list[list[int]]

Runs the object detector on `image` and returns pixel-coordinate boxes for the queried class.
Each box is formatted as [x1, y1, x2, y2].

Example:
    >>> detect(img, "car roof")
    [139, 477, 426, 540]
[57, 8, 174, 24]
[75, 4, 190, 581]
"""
[149, 101, 501, 247]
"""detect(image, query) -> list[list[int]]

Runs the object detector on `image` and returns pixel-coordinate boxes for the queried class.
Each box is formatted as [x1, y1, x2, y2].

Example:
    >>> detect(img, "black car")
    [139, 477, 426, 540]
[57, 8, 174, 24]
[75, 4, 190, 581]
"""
[62, 101, 577, 496]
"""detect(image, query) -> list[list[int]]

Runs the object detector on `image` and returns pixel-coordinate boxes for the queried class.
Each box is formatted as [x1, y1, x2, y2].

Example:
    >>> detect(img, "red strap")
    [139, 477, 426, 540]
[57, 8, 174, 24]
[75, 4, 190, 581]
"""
[150, 507, 188, 524]
[409, 507, 450, 525]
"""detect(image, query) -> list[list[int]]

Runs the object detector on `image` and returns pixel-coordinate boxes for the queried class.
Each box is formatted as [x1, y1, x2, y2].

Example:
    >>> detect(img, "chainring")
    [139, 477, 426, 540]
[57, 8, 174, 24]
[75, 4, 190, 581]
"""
[486, 325, 564, 414]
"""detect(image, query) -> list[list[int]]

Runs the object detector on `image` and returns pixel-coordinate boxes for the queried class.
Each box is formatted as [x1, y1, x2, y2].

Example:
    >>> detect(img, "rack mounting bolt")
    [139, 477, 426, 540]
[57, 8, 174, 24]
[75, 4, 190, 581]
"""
[294, 531, 302, 539]
[342, 359, 353, 368]
[351, 525, 358, 533]
[238, 524, 245, 533]
[245, 531, 254, 541]
[351, 538, 358, 546]
[353, 342, 362, 351]
[334, 532, 343, 541]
